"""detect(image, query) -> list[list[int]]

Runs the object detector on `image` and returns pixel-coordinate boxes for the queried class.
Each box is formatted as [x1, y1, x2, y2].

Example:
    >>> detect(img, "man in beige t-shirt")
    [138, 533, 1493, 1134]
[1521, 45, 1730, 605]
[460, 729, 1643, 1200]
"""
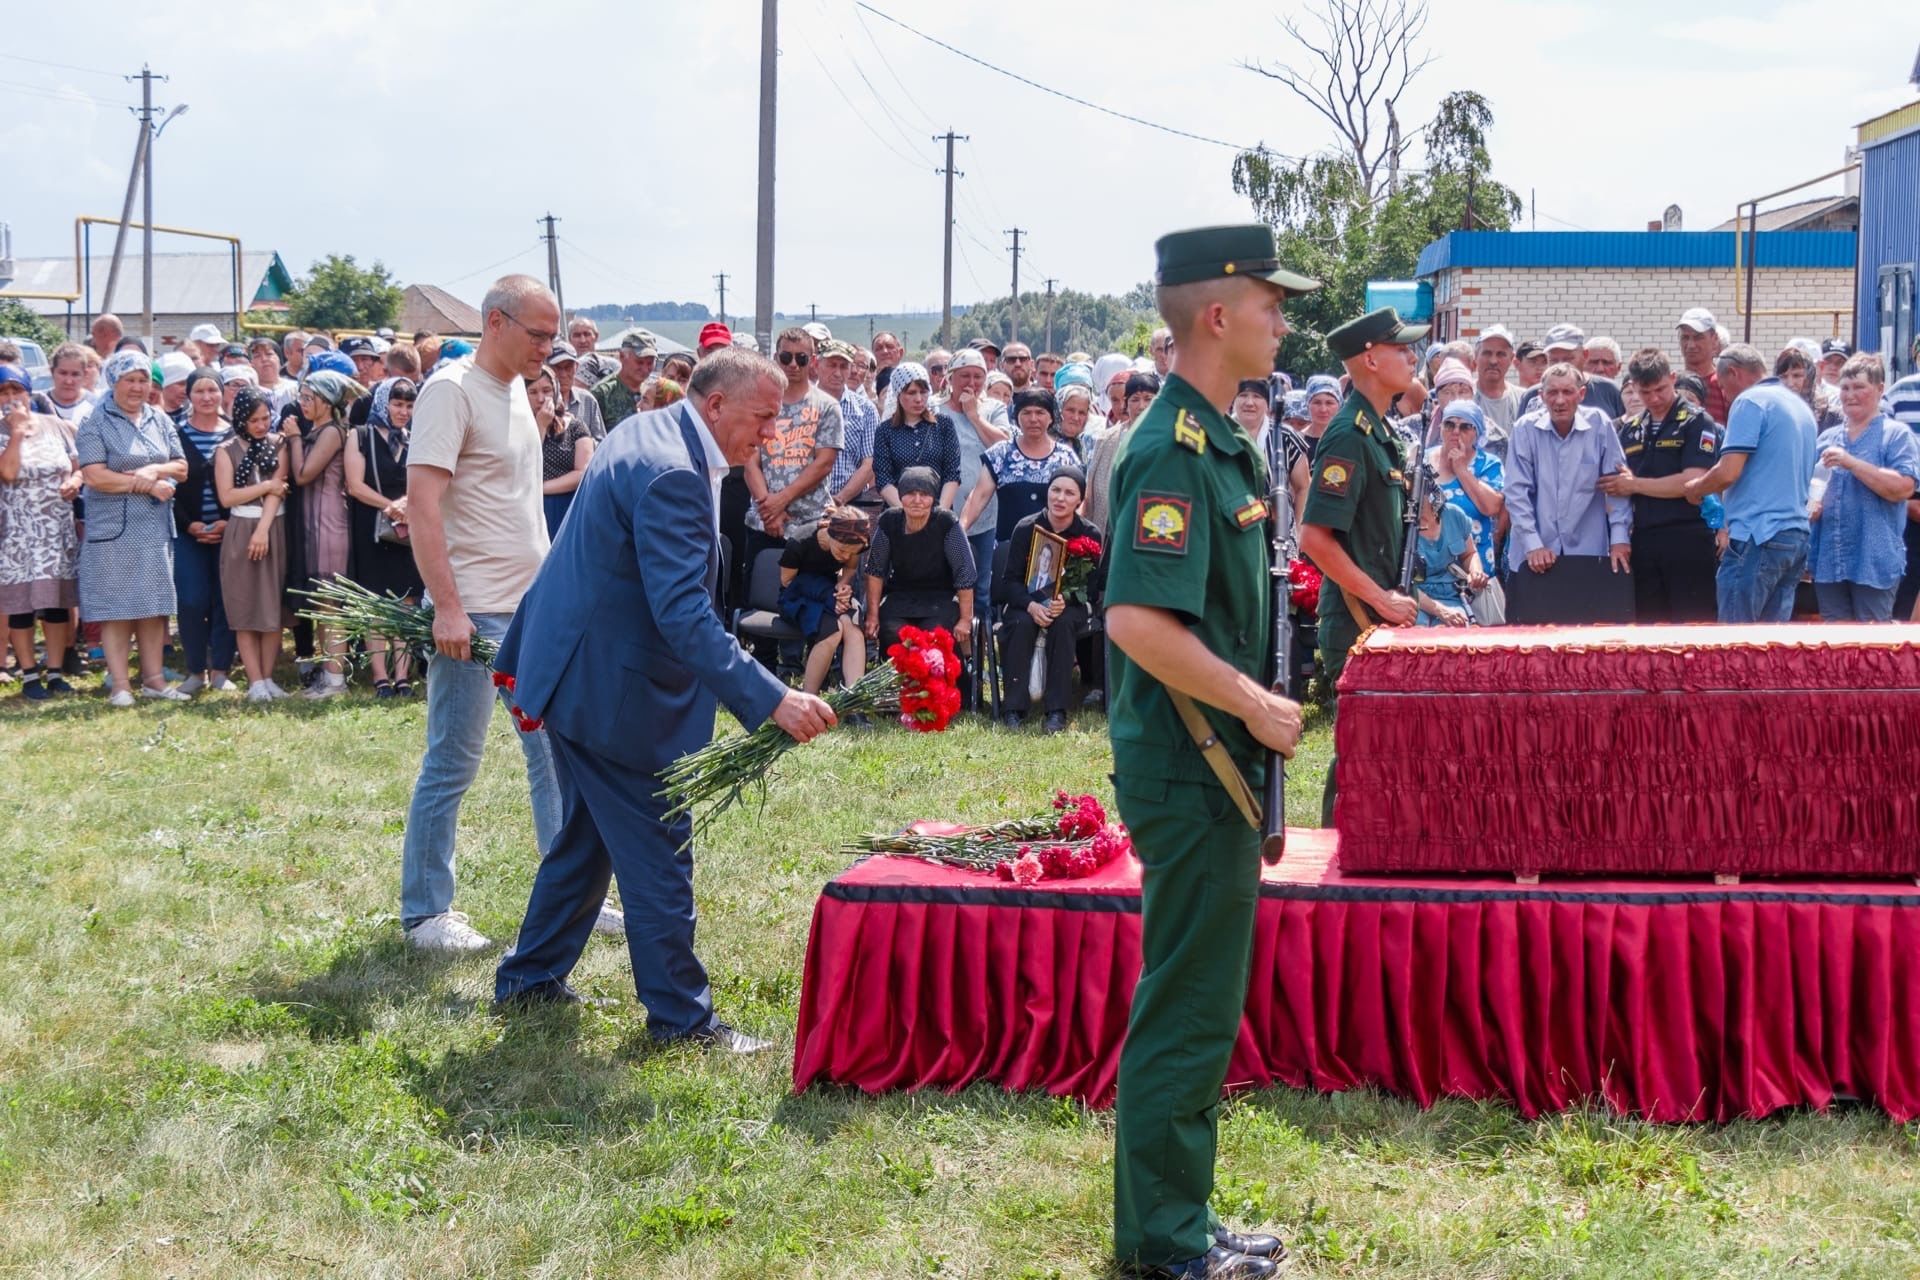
[401, 274, 620, 953]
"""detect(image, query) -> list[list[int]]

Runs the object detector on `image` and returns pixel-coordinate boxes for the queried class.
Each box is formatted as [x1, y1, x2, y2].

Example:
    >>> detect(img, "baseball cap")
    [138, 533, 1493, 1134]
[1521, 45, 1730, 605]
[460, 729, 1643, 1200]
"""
[188, 323, 223, 345]
[247, 336, 279, 354]
[218, 365, 259, 387]
[948, 348, 986, 372]
[1676, 307, 1718, 335]
[0, 365, 29, 393]
[545, 343, 578, 366]
[219, 342, 248, 361]
[1820, 338, 1852, 358]
[1543, 323, 1586, 352]
[157, 352, 195, 387]
[1473, 324, 1516, 351]
[1514, 340, 1545, 361]
[619, 332, 657, 355]
[820, 339, 857, 362]
[802, 321, 832, 344]
[698, 321, 733, 350]
[376, 327, 395, 341]
[968, 337, 1001, 355]
[339, 336, 377, 358]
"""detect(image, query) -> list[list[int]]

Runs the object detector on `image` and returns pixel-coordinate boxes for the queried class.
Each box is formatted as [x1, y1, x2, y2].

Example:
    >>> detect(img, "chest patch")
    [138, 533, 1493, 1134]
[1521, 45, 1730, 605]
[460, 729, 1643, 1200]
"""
[1317, 456, 1356, 497]
[1233, 497, 1269, 529]
[1135, 492, 1193, 554]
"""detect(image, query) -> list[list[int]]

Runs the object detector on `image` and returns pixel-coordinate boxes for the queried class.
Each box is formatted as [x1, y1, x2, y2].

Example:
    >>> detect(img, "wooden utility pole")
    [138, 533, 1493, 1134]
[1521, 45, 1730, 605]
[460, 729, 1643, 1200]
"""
[1042, 278, 1058, 353]
[538, 213, 564, 319]
[714, 272, 729, 328]
[754, 0, 778, 351]
[1005, 228, 1025, 344]
[934, 130, 966, 347]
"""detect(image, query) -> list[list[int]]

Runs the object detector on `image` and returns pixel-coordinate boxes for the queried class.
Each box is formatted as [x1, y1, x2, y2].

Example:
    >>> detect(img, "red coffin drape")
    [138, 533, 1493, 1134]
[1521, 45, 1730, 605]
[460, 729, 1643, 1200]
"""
[1332, 624, 1920, 878]
[793, 830, 1920, 1122]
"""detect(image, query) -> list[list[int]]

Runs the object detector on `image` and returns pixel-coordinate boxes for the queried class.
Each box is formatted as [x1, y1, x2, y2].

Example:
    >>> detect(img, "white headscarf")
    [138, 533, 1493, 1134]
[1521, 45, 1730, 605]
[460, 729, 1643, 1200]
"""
[1092, 353, 1133, 416]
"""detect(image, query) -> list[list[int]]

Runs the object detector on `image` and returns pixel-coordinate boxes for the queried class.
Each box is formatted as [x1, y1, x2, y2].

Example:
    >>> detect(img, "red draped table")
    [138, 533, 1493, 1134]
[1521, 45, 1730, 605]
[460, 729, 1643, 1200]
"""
[793, 830, 1920, 1122]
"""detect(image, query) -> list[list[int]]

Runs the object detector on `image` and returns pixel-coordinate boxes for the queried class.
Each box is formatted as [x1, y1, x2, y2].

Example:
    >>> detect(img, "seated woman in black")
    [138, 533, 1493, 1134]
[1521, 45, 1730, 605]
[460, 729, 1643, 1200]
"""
[778, 506, 871, 694]
[995, 466, 1103, 732]
[863, 465, 976, 655]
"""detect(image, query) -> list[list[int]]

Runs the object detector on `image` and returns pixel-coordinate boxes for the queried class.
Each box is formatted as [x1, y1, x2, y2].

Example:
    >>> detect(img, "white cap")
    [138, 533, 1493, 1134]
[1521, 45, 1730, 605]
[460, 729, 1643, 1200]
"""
[376, 327, 395, 340]
[369, 335, 391, 354]
[218, 365, 259, 387]
[731, 333, 760, 351]
[188, 323, 223, 345]
[1676, 307, 1717, 334]
[157, 352, 195, 387]
[1543, 322, 1586, 352]
[802, 321, 832, 343]
[1472, 324, 1516, 351]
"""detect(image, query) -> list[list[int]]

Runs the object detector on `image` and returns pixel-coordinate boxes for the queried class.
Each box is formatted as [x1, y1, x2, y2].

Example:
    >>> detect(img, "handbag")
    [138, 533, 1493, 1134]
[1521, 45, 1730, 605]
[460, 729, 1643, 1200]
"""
[363, 426, 410, 545]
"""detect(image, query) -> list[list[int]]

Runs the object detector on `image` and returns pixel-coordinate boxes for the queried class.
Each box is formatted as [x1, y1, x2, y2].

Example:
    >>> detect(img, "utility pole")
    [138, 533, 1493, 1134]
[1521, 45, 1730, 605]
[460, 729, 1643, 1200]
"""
[934, 130, 966, 348]
[1042, 278, 1058, 354]
[809, 303, 818, 322]
[538, 213, 564, 319]
[714, 272, 729, 328]
[132, 65, 167, 352]
[754, 0, 778, 353]
[1005, 228, 1025, 345]
[101, 115, 150, 316]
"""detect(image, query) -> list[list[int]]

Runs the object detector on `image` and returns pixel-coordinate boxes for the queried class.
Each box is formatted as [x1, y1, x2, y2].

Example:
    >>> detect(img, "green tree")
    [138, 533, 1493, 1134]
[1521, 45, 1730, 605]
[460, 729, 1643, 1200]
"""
[284, 254, 404, 331]
[950, 287, 1157, 356]
[0, 299, 68, 352]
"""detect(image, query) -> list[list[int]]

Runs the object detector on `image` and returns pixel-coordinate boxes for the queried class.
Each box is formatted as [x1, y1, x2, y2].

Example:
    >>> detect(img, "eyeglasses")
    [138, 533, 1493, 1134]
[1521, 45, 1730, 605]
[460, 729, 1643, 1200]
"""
[778, 351, 812, 367]
[500, 309, 560, 346]
[927, 364, 949, 374]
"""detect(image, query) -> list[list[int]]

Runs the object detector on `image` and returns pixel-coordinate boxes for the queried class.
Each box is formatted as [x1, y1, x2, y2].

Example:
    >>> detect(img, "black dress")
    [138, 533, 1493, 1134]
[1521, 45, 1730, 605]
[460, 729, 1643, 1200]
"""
[347, 423, 423, 598]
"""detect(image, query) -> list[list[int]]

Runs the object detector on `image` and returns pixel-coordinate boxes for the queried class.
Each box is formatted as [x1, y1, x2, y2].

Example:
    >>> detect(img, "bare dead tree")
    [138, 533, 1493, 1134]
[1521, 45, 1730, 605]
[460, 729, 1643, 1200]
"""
[1243, 0, 1434, 204]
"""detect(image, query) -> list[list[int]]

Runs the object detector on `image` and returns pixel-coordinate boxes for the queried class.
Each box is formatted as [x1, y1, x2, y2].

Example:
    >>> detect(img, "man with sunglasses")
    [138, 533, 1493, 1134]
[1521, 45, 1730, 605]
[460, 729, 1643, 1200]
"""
[1002, 341, 1038, 392]
[591, 332, 657, 432]
[925, 347, 952, 406]
[742, 329, 843, 660]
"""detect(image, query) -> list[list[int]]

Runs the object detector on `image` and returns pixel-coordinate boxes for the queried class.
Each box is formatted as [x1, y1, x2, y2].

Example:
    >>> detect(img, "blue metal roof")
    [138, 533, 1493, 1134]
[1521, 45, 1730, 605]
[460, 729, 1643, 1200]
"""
[1416, 230, 1856, 277]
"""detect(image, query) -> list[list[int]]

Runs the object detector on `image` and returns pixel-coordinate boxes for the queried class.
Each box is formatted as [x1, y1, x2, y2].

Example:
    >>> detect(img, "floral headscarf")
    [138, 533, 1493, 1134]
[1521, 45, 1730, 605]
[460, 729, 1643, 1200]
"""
[102, 349, 151, 390]
[227, 387, 281, 488]
[301, 370, 367, 416]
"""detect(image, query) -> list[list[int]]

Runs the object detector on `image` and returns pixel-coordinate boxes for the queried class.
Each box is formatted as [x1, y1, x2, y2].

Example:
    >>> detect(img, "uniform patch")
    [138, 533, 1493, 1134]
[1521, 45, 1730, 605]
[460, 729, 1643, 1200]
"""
[1318, 457, 1356, 497]
[1655, 438, 1683, 448]
[1173, 410, 1207, 454]
[1233, 497, 1269, 528]
[1135, 493, 1193, 553]
[1700, 433, 1717, 453]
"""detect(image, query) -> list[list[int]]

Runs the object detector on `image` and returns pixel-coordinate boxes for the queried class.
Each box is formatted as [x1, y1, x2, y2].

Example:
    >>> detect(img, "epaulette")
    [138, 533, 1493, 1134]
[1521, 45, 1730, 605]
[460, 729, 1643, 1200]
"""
[1173, 409, 1207, 454]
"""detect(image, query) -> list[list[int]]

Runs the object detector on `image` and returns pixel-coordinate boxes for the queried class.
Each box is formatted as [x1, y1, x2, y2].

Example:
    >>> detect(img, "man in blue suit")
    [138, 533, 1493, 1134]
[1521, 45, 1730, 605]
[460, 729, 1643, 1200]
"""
[492, 346, 836, 1050]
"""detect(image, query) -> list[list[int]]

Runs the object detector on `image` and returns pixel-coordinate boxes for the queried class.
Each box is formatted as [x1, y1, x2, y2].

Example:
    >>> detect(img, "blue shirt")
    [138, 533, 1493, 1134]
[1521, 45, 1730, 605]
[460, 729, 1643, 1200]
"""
[830, 388, 879, 500]
[1808, 413, 1920, 588]
[1721, 378, 1816, 546]
[1505, 405, 1633, 558]
[1428, 445, 1504, 569]
[1414, 502, 1474, 624]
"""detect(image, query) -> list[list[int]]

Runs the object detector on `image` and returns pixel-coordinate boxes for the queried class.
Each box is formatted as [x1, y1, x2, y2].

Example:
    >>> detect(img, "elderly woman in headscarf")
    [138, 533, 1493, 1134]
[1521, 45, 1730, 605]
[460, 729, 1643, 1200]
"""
[344, 378, 424, 696]
[74, 350, 190, 705]
[0, 365, 82, 700]
[214, 386, 292, 701]
[288, 368, 366, 699]
[960, 387, 1081, 545]
[1093, 353, 1134, 424]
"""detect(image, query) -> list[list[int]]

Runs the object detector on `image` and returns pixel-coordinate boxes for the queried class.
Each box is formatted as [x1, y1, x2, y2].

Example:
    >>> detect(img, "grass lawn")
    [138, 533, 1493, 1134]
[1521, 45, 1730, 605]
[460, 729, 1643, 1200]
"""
[1, 684, 1916, 1278]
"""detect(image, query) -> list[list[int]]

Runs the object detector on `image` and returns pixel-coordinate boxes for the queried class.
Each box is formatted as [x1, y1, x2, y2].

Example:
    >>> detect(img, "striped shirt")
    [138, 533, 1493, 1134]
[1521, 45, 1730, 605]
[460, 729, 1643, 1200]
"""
[177, 419, 229, 523]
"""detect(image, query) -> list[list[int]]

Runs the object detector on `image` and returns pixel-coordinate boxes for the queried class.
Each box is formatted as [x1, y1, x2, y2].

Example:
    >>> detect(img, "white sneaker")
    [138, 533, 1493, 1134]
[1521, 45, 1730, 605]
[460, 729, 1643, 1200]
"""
[245, 682, 274, 703]
[594, 900, 626, 935]
[405, 911, 493, 953]
[208, 672, 238, 693]
[107, 689, 135, 708]
[303, 673, 346, 700]
[265, 680, 291, 699]
[177, 673, 206, 696]
[139, 683, 192, 702]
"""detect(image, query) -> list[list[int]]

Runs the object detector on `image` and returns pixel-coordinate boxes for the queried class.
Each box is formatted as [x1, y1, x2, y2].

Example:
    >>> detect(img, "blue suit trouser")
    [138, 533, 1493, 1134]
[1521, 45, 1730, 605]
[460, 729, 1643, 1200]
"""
[494, 728, 716, 1039]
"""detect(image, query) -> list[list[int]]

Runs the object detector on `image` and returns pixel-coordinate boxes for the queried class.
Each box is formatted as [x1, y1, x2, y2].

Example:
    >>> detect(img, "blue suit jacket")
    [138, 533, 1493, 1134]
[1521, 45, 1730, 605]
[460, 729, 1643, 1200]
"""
[496, 402, 786, 774]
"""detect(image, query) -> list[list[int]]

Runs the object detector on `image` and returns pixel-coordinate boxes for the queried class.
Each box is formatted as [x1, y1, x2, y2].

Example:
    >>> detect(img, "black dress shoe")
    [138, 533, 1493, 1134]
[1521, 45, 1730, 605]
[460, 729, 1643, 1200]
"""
[1214, 1227, 1285, 1260]
[493, 982, 617, 1012]
[1135, 1245, 1279, 1279]
[686, 1021, 773, 1054]
[1042, 710, 1069, 733]
[1001, 711, 1025, 729]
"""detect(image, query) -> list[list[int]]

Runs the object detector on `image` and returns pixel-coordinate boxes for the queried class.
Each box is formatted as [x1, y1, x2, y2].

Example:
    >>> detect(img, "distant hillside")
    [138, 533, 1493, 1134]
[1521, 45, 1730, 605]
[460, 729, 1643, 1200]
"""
[615, 312, 960, 356]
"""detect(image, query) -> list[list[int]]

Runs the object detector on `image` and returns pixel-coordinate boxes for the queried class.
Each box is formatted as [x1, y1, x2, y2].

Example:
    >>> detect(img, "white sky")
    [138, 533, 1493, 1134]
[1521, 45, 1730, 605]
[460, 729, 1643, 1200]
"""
[2, 0, 1914, 318]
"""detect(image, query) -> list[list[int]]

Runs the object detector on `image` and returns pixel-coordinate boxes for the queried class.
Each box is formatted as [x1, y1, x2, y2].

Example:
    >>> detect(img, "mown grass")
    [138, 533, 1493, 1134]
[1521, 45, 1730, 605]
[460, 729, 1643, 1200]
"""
[1, 683, 1916, 1277]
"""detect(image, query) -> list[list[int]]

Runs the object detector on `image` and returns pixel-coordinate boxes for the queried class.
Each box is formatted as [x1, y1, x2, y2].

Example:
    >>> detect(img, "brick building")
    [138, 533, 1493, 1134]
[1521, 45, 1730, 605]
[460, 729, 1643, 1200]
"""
[1415, 231, 1855, 358]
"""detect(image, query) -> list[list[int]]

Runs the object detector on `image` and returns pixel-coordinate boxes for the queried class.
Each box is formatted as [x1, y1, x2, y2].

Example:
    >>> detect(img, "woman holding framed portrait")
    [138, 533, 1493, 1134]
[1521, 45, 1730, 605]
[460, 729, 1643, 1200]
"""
[995, 467, 1103, 732]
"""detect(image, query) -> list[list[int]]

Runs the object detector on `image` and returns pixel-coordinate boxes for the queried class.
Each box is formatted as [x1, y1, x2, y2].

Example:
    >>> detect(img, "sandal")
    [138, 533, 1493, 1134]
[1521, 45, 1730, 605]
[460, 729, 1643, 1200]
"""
[373, 679, 395, 699]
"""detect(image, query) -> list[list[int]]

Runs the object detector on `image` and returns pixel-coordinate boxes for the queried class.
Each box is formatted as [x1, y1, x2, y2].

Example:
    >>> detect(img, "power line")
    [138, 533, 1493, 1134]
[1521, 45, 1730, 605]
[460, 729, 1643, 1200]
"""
[850, 2, 938, 131]
[555, 236, 677, 297]
[857, 2, 1257, 152]
[0, 51, 123, 79]
[442, 244, 543, 287]
[797, 32, 928, 174]
[0, 76, 132, 108]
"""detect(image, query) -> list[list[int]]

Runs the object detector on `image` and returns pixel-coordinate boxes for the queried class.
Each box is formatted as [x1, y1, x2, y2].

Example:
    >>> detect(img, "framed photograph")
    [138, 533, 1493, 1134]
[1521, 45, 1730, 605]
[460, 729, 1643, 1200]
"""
[1026, 527, 1067, 598]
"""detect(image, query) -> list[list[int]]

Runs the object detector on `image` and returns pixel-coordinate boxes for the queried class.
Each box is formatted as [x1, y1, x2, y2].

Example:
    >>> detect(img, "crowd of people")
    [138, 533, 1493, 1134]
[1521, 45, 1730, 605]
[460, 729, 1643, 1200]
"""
[3, 296, 1919, 720]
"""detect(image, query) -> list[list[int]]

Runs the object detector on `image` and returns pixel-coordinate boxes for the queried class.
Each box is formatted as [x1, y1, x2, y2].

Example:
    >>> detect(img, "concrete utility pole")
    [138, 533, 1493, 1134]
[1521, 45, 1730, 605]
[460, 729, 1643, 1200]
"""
[934, 130, 966, 348]
[132, 65, 167, 352]
[1005, 228, 1025, 345]
[754, 0, 778, 353]
[539, 213, 564, 319]
[809, 303, 818, 322]
[1043, 278, 1058, 354]
[714, 272, 729, 328]
[101, 115, 150, 316]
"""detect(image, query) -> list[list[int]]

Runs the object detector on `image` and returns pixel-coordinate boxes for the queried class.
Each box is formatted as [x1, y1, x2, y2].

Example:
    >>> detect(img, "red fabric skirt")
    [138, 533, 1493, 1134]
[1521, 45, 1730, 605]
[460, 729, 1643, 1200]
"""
[1333, 624, 1920, 876]
[792, 828, 1920, 1122]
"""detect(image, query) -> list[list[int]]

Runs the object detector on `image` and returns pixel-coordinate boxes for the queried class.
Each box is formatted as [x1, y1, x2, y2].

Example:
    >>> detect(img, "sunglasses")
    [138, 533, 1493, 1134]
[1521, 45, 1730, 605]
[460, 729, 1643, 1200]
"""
[778, 351, 811, 366]
[927, 364, 949, 374]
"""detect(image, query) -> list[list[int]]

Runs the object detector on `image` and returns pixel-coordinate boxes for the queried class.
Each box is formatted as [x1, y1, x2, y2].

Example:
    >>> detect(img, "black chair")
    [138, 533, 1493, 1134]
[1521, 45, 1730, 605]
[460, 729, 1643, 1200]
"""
[985, 542, 1011, 719]
[731, 548, 804, 676]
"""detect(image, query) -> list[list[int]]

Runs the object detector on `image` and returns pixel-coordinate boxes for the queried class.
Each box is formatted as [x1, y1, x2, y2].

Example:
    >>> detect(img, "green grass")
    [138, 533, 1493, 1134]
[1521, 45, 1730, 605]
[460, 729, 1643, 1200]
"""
[1, 684, 1916, 1277]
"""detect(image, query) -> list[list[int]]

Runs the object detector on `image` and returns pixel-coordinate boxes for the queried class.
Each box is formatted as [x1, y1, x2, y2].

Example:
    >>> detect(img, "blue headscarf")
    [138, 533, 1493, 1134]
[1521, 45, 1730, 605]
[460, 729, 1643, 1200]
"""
[1053, 361, 1094, 394]
[368, 377, 416, 431]
[303, 350, 357, 378]
[102, 349, 151, 390]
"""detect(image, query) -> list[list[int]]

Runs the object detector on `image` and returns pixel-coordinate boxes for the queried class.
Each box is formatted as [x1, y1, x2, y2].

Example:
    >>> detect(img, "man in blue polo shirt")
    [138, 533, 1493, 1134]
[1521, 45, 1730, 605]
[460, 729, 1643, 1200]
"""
[1683, 343, 1816, 622]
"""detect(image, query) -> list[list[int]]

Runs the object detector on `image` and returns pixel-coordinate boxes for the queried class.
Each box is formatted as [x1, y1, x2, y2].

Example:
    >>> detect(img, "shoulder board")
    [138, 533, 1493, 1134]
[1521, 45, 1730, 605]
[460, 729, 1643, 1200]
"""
[1173, 409, 1207, 454]
[1674, 406, 1693, 422]
[1353, 411, 1374, 436]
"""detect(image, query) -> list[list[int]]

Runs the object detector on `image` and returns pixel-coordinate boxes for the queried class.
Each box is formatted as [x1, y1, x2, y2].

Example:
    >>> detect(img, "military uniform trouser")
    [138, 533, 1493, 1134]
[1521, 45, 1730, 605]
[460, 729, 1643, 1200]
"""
[1316, 609, 1362, 826]
[1113, 773, 1262, 1268]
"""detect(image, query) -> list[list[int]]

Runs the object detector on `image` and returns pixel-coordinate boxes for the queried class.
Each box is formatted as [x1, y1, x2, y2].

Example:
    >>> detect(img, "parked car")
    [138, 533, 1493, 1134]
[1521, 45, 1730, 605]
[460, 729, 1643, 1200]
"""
[3, 337, 51, 391]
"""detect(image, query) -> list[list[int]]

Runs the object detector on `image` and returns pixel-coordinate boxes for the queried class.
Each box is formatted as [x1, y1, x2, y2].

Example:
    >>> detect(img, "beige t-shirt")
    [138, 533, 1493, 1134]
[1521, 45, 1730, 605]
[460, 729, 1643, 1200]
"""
[407, 358, 549, 614]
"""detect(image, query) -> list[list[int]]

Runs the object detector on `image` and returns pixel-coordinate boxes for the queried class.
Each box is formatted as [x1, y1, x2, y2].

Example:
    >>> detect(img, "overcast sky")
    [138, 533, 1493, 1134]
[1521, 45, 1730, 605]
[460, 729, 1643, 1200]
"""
[3, 0, 1913, 319]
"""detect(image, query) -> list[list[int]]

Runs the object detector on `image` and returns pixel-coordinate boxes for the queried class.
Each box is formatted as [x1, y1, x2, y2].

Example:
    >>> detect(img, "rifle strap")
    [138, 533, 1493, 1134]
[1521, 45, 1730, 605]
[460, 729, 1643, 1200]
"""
[1168, 690, 1263, 831]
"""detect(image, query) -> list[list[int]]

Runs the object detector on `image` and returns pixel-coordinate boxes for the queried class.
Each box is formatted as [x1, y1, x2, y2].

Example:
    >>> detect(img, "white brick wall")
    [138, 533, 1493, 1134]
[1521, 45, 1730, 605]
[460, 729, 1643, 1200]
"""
[1430, 266, 1855, 360]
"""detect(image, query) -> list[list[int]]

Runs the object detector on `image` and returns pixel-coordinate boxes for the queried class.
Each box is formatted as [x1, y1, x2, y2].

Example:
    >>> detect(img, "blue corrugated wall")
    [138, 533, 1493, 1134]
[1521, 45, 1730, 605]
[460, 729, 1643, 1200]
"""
[1857, 129, 1920, 357]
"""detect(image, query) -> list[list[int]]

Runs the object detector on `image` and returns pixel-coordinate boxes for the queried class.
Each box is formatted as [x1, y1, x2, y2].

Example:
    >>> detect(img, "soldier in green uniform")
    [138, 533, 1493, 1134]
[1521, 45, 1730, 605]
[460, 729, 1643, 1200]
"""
[1104, 224, 1313, 1280]
[1299, 308, 1428, 824]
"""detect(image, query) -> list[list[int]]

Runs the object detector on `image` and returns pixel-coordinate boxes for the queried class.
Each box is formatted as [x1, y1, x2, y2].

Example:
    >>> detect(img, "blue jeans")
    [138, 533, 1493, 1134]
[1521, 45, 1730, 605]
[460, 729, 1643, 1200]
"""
[172, 532, 234, 672]
[1814, 580, 1898, 622]
[1716, 528, 1809, 623]
[968, 530, 996, 616]
[401, 610, 562, 929]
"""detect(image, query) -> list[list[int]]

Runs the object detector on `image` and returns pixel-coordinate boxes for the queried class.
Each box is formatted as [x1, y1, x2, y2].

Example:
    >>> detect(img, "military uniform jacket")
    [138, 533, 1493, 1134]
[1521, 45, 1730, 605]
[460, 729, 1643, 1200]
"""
[1104, 374, 1273, 786]
[1301, 388, 1407, 619]
[1616, 400, 1720, 533]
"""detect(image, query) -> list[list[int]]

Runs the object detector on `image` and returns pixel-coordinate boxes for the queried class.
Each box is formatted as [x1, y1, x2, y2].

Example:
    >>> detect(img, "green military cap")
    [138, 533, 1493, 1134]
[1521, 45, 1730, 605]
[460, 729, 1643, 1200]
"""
[1154, 224, 1320, 293]
[1326, 307, 1430, 361]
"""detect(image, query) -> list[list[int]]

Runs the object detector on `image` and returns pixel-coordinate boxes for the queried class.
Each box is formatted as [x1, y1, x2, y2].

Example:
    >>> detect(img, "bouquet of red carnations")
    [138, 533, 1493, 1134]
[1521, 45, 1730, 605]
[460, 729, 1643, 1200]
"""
[1061, 535, 1102, 605]
[662, 625, 963, 830]
[1287, 557, 1323, 614]
[849, 791, 1133, 884]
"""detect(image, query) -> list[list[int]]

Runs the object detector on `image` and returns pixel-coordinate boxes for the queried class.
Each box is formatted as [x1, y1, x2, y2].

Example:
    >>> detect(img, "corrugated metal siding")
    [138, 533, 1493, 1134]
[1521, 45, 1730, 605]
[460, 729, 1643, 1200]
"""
[1859, 101, 1920, 148]
[1856, 129, 1920, 354]
[1415, 230, 1855, 276]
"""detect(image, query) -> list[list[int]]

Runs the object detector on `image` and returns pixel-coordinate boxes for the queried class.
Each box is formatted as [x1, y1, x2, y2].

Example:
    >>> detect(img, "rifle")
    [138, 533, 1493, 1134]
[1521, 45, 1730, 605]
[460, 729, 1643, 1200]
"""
[1259, 436, 1299, 864]
[1398, 431, 1439, 598]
